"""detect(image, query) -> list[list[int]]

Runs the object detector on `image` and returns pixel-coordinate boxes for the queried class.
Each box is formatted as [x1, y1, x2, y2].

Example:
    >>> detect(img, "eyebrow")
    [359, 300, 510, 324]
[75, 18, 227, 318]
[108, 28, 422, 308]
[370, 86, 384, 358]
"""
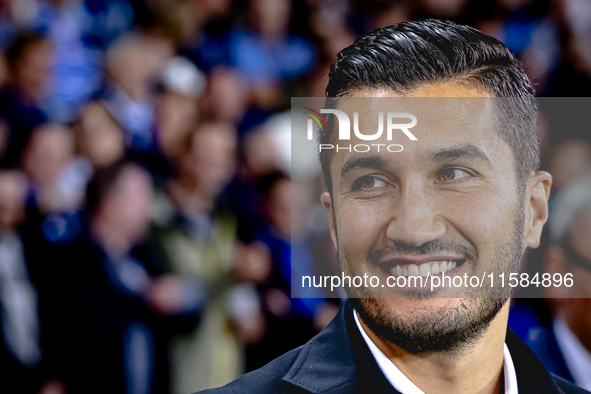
[340, 155, 389, 180]
[428, 144, 492, 166]
[339, 144, 492, 181]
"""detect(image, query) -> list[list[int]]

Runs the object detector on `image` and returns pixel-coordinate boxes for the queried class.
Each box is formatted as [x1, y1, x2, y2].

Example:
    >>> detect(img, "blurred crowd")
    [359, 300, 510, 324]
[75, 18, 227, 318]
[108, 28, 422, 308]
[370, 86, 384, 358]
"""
[0, 0, 590, 393]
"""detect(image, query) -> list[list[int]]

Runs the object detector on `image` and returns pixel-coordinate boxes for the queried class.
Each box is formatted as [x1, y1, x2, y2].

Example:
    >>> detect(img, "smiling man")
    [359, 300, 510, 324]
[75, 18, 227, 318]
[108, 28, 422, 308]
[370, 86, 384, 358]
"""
[195, 19, 589, 394]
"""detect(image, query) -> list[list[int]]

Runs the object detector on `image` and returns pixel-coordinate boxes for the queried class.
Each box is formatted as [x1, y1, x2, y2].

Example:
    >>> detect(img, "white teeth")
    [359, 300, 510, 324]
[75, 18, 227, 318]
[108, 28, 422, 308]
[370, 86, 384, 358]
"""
[431, 262, 439, 275]
[419, 263, 430, 277]
[387, 260, 460, 277]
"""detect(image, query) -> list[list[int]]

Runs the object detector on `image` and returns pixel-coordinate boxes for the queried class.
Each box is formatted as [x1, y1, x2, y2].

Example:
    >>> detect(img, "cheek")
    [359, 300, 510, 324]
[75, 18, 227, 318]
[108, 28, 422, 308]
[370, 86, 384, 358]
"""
[443, 188, 518, 248]
[336, 187, 518, 259]
[336, 198, 392, 258]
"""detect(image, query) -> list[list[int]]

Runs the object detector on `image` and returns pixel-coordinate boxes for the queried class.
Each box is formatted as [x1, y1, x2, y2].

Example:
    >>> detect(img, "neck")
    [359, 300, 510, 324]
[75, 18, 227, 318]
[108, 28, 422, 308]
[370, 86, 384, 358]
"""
[357, 303, 510, 394]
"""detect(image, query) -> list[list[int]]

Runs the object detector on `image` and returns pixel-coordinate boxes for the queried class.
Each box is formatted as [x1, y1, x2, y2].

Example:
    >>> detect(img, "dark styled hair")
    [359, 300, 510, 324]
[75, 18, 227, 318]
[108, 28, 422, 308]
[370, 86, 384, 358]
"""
[320, 19, 539, 195]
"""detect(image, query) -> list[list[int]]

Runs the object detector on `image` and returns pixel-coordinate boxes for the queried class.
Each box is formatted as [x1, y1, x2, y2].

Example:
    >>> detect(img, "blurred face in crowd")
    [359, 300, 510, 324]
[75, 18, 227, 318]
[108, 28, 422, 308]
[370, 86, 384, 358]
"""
[321, 84, 551, 352]
[13, 39, 52, 100]
[207, 67, 248, 124]
[181, 123, 237, 199]
[0, 170, 27, 232]
[23, 124, 73, 188]
[268, 178, 311, 240]
[157, 91, 199, 159]
[107, 35, 173, 101]
[249, 0, 290, 37]
[243, 129, 279, 179]
[100, 165, 154, 243]
[78, 102, 125, 169]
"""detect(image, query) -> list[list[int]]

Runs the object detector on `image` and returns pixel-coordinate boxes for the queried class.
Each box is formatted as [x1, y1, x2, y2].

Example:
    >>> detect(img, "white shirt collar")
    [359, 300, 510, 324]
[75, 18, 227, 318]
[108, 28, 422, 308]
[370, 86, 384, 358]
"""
[553, 317, 591, 391]
[353, 309, 518, 394]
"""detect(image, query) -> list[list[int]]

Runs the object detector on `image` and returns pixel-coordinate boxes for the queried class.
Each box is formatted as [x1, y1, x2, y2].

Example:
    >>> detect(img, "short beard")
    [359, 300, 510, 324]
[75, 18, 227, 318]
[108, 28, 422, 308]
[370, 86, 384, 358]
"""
[340, 186, 526, 354]
[350, 297, 507, 354]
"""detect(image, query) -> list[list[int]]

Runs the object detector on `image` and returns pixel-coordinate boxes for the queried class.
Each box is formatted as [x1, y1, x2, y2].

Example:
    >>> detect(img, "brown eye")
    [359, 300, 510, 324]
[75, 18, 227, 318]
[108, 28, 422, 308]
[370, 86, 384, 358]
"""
[361, 177, 375, 188]
[440, 168, 456, 181]
[353, 175, 387, 190]
[436, 167, 473, 182]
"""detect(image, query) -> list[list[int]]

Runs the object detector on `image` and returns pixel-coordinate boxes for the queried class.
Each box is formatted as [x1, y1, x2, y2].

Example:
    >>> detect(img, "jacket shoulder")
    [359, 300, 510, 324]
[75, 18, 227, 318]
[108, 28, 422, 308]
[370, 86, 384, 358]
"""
[194, 346, 306, 394]
[553, 375, 591, 394]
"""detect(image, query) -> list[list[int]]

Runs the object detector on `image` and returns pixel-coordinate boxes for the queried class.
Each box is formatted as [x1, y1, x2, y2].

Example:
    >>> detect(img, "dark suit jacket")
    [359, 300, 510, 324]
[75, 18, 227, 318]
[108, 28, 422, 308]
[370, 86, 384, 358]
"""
[196, 300, 589, 394]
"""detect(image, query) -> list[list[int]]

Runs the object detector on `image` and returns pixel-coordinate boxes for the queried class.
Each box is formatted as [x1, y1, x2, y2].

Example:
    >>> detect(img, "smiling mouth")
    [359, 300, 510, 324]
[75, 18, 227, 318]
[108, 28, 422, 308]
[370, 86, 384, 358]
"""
[380, 260, 467, 277]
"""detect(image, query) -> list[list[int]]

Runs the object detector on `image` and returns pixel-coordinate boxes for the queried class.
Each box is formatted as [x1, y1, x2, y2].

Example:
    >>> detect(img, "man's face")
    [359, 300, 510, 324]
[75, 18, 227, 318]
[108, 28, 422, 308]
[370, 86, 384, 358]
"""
[184, 125, 237, 197]
[321, 84, 540, 352]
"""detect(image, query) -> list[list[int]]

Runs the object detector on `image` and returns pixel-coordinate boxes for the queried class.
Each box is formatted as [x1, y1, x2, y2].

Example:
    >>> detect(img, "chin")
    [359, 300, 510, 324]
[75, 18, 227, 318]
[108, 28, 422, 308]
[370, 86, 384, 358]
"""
[350, 296, 508, 354]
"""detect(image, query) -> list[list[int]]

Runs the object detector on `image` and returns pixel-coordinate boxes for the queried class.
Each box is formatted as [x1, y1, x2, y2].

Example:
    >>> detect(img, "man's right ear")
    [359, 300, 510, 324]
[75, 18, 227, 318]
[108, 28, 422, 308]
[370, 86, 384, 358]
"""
[321, 192, 337, 250]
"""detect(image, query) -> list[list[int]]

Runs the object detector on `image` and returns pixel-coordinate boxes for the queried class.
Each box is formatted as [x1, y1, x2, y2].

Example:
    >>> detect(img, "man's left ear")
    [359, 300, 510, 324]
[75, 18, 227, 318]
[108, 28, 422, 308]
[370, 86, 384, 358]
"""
[524, 171, 552, 249]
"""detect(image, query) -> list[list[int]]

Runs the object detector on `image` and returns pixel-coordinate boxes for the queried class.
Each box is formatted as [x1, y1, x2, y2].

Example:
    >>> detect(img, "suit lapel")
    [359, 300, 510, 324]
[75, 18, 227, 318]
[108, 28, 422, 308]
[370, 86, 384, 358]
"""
[505, 327, 566, 393]
[282, 301, 401, 393]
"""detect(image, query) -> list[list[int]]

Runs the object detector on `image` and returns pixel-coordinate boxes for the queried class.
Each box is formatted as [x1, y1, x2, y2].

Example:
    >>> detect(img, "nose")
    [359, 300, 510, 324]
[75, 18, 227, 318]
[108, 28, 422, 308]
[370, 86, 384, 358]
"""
[386, 177, 446, 247]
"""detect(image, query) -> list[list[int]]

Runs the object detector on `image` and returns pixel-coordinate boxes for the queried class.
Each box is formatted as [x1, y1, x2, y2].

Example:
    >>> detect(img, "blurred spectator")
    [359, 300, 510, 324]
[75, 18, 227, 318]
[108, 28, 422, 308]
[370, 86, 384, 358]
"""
[38, 0, 103, 122]
[149, 122, 264, 392]
[240, 0, 314, 83]
[59, 160, 203, 394]
[520, 172, 591, 390]
[22, 124, 83, 213]
[204, 66, 249, 128]
[192, 0, 315, 120]
[245, 172, 337, 371]
[0, 32, 51, 167]
[98, 29, 178, 179]
[102, 32, 164, 153]
[81, 0, 135, 50]
[236, 0, 315, 110]
[156, 56, 205, 162]
[0, 168, 48, 394]
[75, 101, 126, 170]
